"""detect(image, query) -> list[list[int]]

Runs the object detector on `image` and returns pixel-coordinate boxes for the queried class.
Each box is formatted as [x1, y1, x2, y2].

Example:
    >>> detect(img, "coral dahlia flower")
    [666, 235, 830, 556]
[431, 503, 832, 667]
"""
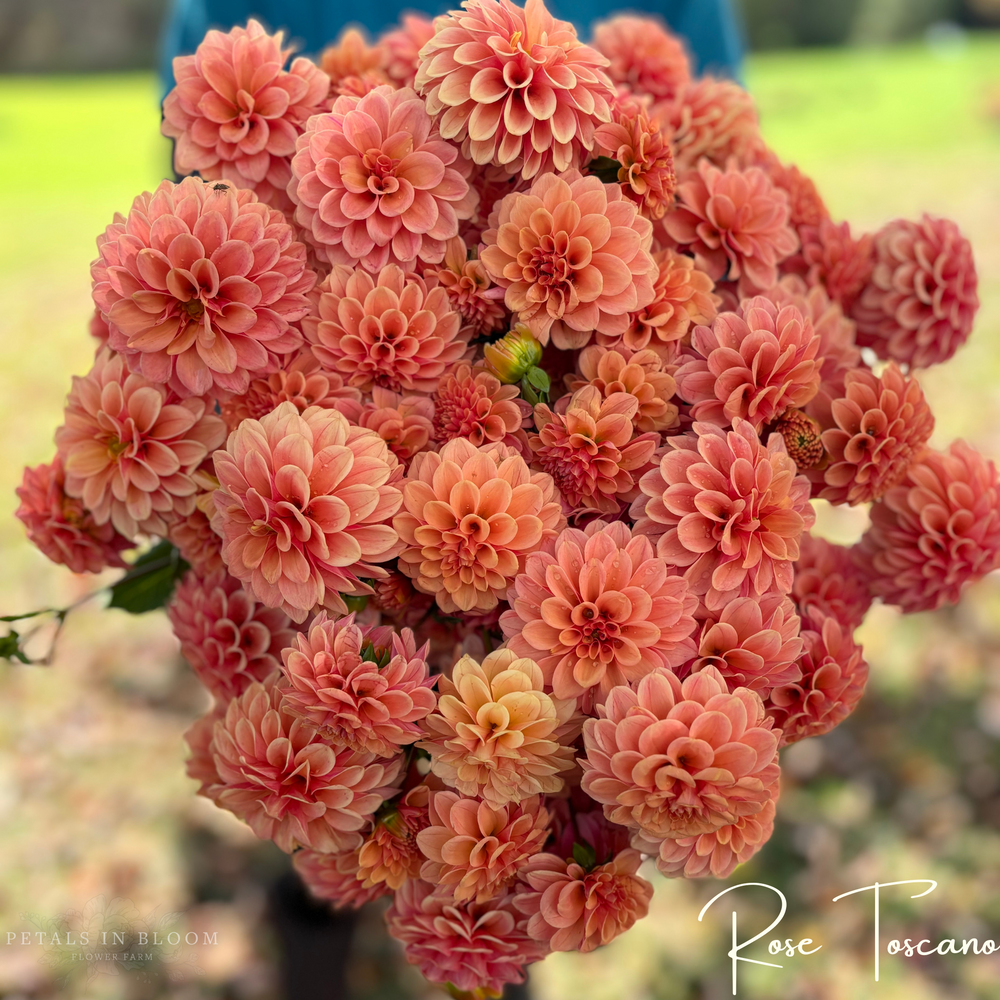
[168, 568, 296, 702]
[358, 784, 432, 889]
[675, 296, 823, 431]
[687, 594, 803, 695]
[433, 364, 528, 449]
[394, 438, 564, 614]
[501, 519, 699, 704]
[819, 362, 934, 506]
[592, 15, 690, 102]
[386, 879, 541, 995]
[580, 666, 779, 840]
[857, 441, 1000, 613]
[379, 14, 436, 88]
[54, 348, 226, 539]
[480, 169, 656, 349]
[294, 847, 390, 909]
[354, 387, 435, 463]
[793, 533, 871, 630]
[213, 402, 403, 622]
[165, 492, 226, 577]
[319, 27, 390, 97]
[632, 419, 815, 610]
[303, 264, 469, 394]
[800, 218, 874, 314]
[415, 0, 616, 180]
[419, 648, 577, 807]
[16, 458, 132, 574]
[852, 214, 978, 369]
[161, 20, 330, 212]
[417, 790, 550, 902]
[372, 569, 436, 627]
[656, 78, 761, 174]
[209, 674, 402, 852]
[766, 609, 867, 745]
[663, 160, 799, 290]
[513, 847, 653, 953]
[92, 177, 315, 397]
[288, 86, 475, 270]
[220, 353, 362, 428]
[531, 386, 660, 516]
[426, 236, 508, 338]
[280, 611, 435, 756]
[637, 776, 778, 878]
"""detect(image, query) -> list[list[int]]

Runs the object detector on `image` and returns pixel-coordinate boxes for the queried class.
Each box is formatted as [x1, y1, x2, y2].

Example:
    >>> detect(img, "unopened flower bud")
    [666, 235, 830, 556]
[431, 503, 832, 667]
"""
[483, 325, 543, 384]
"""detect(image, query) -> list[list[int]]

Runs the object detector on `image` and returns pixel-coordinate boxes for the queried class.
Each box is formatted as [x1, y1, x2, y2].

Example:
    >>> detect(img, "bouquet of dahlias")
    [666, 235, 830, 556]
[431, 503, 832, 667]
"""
[12, 1, 994, 996]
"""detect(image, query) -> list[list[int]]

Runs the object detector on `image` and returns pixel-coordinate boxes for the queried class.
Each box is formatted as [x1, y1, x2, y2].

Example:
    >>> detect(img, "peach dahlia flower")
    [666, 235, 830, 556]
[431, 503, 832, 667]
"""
[419, 648, 577, 807]
[580, 666, 779, 840]
[357, 783, 432, 889]
[289, 85, 476, 271]
[294, 848, 390, 909]
[213, 401, 403, 622]
[92, 177, 315, 397]
[280, 611, 435, 756]
[394, 438, 564, 614]
[480, 169, 656, 349]
[417, 790, 550, 902]
[433, 364, 527, 449]
[592, 15, 690, 102]
[501, 519, 698, 704]
[415, 0, 615, 180]
[632, 419, 815, 609]
[161, 20, 330, 212]
[55, 348, 226, 539]
[208, 674, 402, 852]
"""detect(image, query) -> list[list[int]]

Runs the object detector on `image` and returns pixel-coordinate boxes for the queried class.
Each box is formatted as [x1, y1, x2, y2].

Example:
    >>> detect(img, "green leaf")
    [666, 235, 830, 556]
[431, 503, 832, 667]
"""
[343, 593, 370, 614]
[519, 376, 541, 407]
[525, 366, 551, 393]
[0, 629, 30, 664]
[588, 155, 623, 185]
[572, 841, 597, 871]
[108, 541, 189, 615]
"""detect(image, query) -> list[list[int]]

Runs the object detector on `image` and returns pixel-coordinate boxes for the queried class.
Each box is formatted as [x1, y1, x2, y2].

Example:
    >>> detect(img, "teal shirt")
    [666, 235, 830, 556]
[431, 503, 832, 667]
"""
[160, 0, 744, 94]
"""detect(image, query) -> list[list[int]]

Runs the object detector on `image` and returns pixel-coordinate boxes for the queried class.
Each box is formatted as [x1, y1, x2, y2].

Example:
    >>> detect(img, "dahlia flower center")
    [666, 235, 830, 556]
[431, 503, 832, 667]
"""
[520, 235, 576, 292]
[363, 148, 404, 194]
[182, 299, 207, 320]
[107, 436, 131, 459]
[568, 602, 623, 655]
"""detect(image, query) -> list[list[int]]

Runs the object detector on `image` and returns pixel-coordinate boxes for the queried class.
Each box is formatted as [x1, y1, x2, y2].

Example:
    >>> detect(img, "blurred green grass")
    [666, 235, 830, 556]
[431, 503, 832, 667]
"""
[0, 34, 999, 1000]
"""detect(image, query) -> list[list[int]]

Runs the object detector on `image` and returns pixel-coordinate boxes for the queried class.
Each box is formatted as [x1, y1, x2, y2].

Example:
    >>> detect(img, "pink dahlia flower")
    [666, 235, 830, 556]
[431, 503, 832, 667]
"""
[161, 20, 330, 213]
[379, 14, 436, 88]
[638, 774, 778, 878]
[602, 248, 720, 356]
[415, 0, 615, 179]
[426, 236, 508, 338]
[687, 594, 803, 695]
[165, 504, 225, 577]
[819, 362, 934, 506]
[632, 419, 815, 609]
[569, 345, 679, 433]
[531, 386, 660, 516]
[209, 674, 402, 852]
[168, 568, 296, 702]
[852, 214, 978, 369]
[663, 160, 798, 290]
[220, 353, 362, 429]
[294, 847, 390, 909]
[793, 533, 872, 629]
[433, 364, 528, 449]
[595, 109, 676, 221]
[213, 401, 403, 622]
[355, 387, 435, 463]
[501, 519, 698, 704]
[92, 177, 315, 397]
[592, 15, 690, 102]
[185, 708, 224, 794]
[288, 85, 475, 271]
[754, 152, 828, 232]
[655, 78, 761, 174]
[513, 848, 653, 953]
[319, 27, 390, 97]
[799, 219, 874, 314]
[580, 666, 779, 840]
[419, 648, 578, 807]
[766, 609, 867, 745]
[54, 349, 226, 539]
[357, 783, 432, 889]
[676, 296, 822, 431]
[858, 442, 1000, 613]
[386, 880, 541, 995]
[480, 169, 656, 350]
[394, 438, 564, 614]
[302, 264, 469, 394]
[16, 458, 132, 574]
[280, 611, 435, 756]
[417, 790, 550, 903]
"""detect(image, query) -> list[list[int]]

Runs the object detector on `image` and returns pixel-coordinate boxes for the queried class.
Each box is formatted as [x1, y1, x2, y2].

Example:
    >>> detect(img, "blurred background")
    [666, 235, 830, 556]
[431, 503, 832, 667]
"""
[2, 0, 1000, 997]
